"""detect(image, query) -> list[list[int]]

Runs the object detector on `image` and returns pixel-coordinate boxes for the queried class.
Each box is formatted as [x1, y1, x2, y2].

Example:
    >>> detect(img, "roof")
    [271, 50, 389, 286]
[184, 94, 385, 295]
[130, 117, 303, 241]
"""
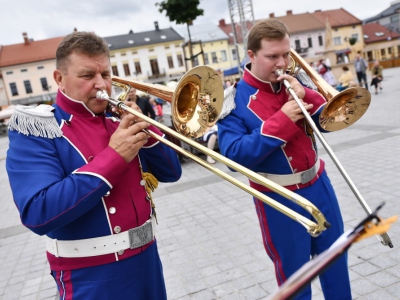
[362, 22, 400, 43]
[103, 27, 183, 50]
[312, 8, 362, 28]
[364, 1, 400, 23]
[0, 35, 63, 67]
[218, 19, 254, 44]
[174, 23, 228, 43]
[272, 12, 325, 34]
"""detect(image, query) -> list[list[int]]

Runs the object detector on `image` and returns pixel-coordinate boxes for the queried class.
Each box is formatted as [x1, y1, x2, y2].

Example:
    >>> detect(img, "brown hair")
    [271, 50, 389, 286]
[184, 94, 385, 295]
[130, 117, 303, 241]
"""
[56, 31, 110, 73]
[247, 19, 290, 53]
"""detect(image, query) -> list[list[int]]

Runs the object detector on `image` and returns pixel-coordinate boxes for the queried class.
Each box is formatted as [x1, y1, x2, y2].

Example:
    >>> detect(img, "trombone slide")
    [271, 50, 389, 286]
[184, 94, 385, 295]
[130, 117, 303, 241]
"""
[276, 68, 393, 248]
[96, 90, 330, 237]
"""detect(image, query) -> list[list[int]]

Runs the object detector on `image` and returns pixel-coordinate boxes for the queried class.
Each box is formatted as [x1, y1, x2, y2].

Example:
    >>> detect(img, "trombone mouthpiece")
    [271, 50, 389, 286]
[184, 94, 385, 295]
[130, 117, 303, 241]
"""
[275, 69, 284, 76]
[96, 90, 109, 101]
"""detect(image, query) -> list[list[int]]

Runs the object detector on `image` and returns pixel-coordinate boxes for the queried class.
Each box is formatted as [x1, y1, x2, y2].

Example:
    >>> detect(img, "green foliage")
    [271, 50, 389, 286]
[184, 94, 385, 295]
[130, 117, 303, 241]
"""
[349, 37, 357, 46]
[156, 0, 204, 25]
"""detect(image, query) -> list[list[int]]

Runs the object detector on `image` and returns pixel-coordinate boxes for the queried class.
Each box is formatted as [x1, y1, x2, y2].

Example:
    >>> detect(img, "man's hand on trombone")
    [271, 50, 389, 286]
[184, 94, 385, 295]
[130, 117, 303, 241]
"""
[277, 73, 313, 123]
[108, 101, 150, 163]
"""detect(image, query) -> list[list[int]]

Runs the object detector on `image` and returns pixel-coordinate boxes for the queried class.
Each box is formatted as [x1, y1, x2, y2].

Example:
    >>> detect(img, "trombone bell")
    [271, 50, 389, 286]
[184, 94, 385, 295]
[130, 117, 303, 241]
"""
[112, 66, 223, 138]
[289, 49, 371, 132]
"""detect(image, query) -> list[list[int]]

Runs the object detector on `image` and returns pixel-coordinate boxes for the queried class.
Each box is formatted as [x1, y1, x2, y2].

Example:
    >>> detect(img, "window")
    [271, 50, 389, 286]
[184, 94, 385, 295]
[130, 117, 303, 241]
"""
[167, 56, 174, 68]
[40, 77, 49, 91]
[37, 66, 44, 70]
[112, 66, 119, 76]
[333, 37, 342, 45]
[21, 69, 28, 72]
[150, 59, 160, 75]
[231, 48, 237, 60]
[204, 53, 209, 65]
[10, 82, 18, 96]
[6, 71, 13, 75]
[211, 52, 218, 63]
[24, 80, 33, 94]
[308, 37, 313, 48]
[294, 39, 301, 50]
[193, 56, 199, 67]
[381, 48, 386, 59]
[220, 50, 227, 62]
[391, 14, 399, 23]
[318, 35, 323, 46]
[135, 62, 142, 74]
[121, 52, 126, 56]
[123, 63, 130, 76]
[351, 33, 358, 40]
[177, 54, 183, 67]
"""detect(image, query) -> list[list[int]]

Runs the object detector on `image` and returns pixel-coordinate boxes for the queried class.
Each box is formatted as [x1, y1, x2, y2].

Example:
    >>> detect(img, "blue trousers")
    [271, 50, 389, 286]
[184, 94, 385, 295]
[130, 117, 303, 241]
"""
[51, 241, 166, 300]
[254, 171, 351, 300]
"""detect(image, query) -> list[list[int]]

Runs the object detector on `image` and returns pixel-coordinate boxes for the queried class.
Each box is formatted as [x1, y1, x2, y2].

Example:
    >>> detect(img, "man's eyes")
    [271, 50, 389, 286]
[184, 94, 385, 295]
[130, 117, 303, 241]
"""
[266, 54, 289, 59]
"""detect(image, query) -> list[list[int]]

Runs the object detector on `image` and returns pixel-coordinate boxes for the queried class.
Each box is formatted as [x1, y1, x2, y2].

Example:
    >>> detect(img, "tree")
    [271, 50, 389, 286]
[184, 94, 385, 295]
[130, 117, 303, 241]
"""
[156, 0, 204, 69]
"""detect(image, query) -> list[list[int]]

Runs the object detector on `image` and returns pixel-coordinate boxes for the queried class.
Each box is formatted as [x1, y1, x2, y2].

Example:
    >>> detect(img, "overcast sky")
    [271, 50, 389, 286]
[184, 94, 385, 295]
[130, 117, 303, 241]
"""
[0, 0, 394, 46]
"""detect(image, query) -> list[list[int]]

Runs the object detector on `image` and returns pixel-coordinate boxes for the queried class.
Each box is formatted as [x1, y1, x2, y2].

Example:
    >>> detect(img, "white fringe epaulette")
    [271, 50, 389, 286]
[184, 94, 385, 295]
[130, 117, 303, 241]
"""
[8, 104, 63, 139]
[219, 85, 237, 120]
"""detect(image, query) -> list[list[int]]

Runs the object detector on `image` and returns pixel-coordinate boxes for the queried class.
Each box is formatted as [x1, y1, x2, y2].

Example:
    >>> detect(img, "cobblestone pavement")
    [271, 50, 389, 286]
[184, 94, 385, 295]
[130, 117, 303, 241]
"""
[0, 67, 399, 299]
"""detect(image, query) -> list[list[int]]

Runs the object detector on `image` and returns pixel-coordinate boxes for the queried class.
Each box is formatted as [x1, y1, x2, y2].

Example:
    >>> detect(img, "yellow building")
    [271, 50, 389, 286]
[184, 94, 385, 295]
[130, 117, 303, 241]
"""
[175, 23, 232, 74]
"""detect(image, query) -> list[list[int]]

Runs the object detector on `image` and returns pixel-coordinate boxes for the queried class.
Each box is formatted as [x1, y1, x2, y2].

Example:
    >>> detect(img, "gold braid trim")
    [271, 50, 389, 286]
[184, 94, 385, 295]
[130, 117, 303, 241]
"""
[140, 168, 159, 224]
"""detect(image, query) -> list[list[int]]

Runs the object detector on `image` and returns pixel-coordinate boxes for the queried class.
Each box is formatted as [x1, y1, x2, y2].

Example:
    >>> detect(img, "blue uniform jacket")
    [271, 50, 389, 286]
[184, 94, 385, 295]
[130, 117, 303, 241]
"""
[6, 90, 182, 271]
[218, 65, 328, 191]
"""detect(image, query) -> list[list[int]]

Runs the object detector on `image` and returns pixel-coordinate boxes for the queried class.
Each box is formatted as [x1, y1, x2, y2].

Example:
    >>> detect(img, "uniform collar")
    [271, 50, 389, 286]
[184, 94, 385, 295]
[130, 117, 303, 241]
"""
[56, 90, 104, 117]
[243, 63, 282, 93]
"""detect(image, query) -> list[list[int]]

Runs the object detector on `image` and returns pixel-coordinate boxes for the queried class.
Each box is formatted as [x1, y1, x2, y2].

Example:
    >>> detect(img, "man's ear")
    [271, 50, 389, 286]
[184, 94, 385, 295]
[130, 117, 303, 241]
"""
[53, 70, 62, 86]
[247, 50, 255, 63]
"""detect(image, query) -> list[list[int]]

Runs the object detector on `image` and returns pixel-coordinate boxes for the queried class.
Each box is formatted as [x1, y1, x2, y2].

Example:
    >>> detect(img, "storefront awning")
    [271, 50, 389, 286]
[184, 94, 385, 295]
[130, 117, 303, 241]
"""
[335, 48, 351, 55]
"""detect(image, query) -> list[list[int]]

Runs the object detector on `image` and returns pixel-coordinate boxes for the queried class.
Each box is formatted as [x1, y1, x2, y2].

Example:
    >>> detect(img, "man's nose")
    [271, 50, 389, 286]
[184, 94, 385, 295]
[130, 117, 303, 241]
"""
[94, 74, 107, 90]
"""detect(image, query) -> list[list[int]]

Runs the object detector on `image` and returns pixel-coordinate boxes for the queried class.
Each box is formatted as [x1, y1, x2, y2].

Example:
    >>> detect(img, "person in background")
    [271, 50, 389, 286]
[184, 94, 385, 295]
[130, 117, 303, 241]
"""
[336, 66, 355, 92]
[224, 80, 233, 89]
[150, 97, 164, 123]
[317, 59, 336, 87]
[370, 60, 383, 94]
[217, 19, 351, 300]
[127, 88, 156, 119]
[6, 31, 182, 300]
[354, 52, 369, 90]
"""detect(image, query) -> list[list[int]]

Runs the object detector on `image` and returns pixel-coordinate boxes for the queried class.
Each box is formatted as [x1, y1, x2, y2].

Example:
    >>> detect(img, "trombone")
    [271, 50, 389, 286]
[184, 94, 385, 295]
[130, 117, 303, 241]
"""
[96, 66, 330, 237]
[276, 48, 393, 247]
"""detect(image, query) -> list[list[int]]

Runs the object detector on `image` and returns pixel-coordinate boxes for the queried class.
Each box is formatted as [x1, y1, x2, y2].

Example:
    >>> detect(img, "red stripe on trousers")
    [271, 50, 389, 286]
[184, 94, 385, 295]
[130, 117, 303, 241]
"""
[255, 198, 287, 284]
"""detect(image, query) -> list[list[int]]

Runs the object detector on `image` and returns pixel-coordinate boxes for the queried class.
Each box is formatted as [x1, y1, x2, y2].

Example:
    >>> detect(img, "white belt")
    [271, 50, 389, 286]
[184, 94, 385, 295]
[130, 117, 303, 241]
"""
[46, 217, 156, 258]
[257, 159, 320, 186]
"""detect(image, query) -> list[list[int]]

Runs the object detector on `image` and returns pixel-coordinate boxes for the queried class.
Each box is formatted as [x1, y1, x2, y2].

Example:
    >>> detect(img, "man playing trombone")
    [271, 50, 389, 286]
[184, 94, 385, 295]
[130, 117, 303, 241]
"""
[6, 31, 182, 299]
[217, 19, 351, 299]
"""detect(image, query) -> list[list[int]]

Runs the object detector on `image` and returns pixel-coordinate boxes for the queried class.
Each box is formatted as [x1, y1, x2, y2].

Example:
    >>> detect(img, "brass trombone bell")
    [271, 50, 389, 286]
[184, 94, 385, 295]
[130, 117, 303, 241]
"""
[112, 66, 223, 138]
[289, 49, 371, 132]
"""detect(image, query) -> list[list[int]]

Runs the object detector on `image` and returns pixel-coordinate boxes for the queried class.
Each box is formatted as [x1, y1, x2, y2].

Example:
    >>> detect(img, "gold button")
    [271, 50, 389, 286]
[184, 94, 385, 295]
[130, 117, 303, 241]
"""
[288, 157, 293, 161]
[118, 250, 124, 255]
[114, 226, 121, 233]
[104, 191, 110, 197]
[140, 180, 146, 186]
[251, 95, 257, 100]
[109, 207, 116, 214]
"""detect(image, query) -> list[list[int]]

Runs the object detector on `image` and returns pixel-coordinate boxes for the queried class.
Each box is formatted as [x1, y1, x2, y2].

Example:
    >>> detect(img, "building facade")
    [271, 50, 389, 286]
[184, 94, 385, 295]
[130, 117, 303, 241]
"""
[104, 22, 186, 88]
[0, 33, 62, 106]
